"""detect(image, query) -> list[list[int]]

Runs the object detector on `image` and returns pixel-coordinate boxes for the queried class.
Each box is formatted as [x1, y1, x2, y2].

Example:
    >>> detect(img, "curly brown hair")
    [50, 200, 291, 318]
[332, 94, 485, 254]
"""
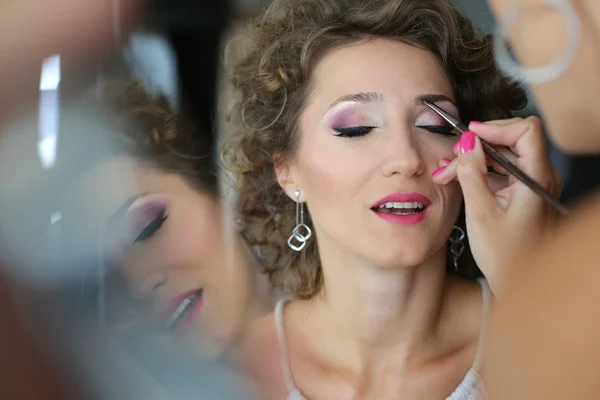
[59, 79, 218, 197]
[221, 0, 527, 299]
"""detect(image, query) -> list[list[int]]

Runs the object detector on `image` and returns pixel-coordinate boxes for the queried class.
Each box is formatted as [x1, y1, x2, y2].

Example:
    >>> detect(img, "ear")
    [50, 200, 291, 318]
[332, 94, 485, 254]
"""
[273, 153, 299, 201]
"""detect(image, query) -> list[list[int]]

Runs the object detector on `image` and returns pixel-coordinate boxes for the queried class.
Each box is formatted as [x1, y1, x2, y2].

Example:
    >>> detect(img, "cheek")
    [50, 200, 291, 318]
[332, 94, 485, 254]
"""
[440, 180, 463, 221]
[418, 136, 456, 166]
[295, 139, 371, 203]
[167, 206, 222, 269]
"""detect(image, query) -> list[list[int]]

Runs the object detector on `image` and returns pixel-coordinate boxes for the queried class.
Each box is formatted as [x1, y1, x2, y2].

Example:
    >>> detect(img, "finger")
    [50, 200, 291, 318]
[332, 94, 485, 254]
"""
[432, 157, 458, 185]
[440, 157, 453, 167]
[431, 157, 453, 180]
[434, 151, 510, 196]
[488, 173, 510, 193]
[489, 161, 509, 176]
[454, 133, 517, 163]
[452, 139, 460, 156]
[469, 117, 547, 158]
[471, 117, 524, 127]
[493, 146, 518, 164]
[456, 132, 501, 221]
[487, 147, 516, 174]
[471, 117, 552, 185]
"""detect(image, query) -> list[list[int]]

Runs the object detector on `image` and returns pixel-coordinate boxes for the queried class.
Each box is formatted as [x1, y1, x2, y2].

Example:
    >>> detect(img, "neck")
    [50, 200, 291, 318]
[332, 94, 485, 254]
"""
[311, 246, 451, 367]
[214, 199, 274, 366]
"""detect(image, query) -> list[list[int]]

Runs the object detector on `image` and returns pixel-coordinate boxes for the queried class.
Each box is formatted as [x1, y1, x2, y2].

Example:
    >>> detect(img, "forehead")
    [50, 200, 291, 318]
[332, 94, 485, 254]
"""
[308, 38, 453, 108]
[64, 157, 192, 220]
[61, 157, 198, 257]
[59, 156, 140, 260]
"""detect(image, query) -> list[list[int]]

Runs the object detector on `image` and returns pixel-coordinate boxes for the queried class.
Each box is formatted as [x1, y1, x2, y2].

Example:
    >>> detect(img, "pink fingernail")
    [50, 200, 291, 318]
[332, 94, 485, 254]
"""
[442, 158, 452, 165]
[470, 120, 483, 125]
[432, 166, 447, 177]
[460, 131, 476, 154]
[452, 141, 460, 151]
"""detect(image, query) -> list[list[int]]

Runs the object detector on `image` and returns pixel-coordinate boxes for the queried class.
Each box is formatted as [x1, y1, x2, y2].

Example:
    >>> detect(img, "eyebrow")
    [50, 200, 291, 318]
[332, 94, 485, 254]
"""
[325, 92, 457, 113]
[417, 94, 457, 107]
[326, 91, 384, 112]
[107, 193, 146, 228]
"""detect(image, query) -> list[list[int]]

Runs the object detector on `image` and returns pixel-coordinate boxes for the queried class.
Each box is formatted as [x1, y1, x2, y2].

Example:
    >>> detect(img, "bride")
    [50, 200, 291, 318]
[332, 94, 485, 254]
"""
[221, 0, 560, 398]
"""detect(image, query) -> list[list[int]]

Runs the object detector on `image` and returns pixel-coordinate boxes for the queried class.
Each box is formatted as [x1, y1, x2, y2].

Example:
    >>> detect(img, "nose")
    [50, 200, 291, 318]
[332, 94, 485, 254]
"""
[131, 271, 167, 300]
[381, 130, 426, 178]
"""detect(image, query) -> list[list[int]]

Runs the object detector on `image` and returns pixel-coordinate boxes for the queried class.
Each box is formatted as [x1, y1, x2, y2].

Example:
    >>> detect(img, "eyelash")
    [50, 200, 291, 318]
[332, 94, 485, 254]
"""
[333, 126, 375, 138]
[417, 125, 458, 137]
[134, 210, 168, 244]
[333, 124, 457, 138]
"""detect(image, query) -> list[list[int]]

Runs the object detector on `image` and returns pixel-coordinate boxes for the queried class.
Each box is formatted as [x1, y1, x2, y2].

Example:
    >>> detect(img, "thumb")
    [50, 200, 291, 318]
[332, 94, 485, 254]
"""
[456, 132, 500, 223]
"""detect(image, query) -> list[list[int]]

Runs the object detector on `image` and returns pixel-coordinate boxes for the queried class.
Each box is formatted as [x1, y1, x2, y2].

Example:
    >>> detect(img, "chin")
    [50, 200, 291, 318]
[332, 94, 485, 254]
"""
[367, 241, 446, 269]
[195, 323, 241, 361]
[371, 251, 429, 269]
[186, 335, 229, 361]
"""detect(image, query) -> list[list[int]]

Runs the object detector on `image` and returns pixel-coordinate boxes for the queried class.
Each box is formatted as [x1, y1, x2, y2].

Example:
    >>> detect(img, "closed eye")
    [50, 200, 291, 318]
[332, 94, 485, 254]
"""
[417, 125, 458, 137]
[134, 211, 168, 244]
[333, 126, 375, 138]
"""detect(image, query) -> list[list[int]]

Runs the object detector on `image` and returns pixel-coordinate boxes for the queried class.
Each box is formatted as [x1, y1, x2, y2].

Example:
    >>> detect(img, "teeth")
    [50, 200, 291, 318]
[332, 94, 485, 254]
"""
[378, 201, 425, 209]
[165, 291, 201, 330]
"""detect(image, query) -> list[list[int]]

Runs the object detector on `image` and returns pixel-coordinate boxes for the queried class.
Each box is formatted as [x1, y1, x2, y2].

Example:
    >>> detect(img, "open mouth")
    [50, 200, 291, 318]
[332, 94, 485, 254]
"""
[164, 289, 203, 332]
[373, 201, 428, 215]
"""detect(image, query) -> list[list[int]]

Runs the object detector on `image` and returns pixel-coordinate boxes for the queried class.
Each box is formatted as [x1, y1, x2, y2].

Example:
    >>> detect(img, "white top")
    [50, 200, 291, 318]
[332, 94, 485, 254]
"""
[275, 278, 490, 400]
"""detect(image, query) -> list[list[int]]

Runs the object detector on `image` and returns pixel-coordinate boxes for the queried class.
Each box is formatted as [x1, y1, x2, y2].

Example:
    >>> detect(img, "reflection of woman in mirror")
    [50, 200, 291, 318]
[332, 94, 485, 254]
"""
[221, 0, 559, 398]
[60, 80, 272, 365]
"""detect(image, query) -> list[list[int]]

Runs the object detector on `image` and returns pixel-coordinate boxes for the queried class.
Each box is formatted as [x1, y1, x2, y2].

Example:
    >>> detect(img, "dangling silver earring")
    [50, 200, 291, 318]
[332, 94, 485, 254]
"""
[494, 0, 582, 85]
[449, 225, 466, 273]
[287, 190, 312, 252]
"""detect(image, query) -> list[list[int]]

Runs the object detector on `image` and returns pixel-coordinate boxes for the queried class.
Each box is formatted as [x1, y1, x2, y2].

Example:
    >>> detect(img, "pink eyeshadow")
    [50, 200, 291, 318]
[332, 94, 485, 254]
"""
[438, 103, 460, 119]
[127, 196, 168, 232]
[327, 109, 365, 128]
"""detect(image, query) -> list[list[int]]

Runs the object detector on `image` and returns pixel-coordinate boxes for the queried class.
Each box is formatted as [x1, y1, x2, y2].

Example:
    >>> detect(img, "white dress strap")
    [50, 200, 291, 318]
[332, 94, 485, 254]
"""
[275, 299, 306, 399]
[472, 278, 491, 371]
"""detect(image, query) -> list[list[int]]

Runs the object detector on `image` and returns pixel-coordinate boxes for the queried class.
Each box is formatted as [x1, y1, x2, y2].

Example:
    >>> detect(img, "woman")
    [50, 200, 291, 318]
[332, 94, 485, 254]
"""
[221, 0, 559, 398]
[58, 80, 272, 364]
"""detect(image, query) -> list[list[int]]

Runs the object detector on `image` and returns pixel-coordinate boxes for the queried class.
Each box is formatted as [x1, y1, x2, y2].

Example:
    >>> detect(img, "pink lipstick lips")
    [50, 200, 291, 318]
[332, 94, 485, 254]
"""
[371, 192, 431, 225]
[162, 288, 203, 333]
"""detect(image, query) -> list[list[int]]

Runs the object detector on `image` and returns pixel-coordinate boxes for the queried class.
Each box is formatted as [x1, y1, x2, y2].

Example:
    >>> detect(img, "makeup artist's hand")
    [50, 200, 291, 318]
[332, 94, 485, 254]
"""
[432, 117, 562, 294]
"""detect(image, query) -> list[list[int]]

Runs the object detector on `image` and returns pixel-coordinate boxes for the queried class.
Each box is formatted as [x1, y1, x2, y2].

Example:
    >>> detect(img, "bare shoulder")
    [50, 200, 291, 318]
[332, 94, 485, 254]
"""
[239, 311, 288, 399]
